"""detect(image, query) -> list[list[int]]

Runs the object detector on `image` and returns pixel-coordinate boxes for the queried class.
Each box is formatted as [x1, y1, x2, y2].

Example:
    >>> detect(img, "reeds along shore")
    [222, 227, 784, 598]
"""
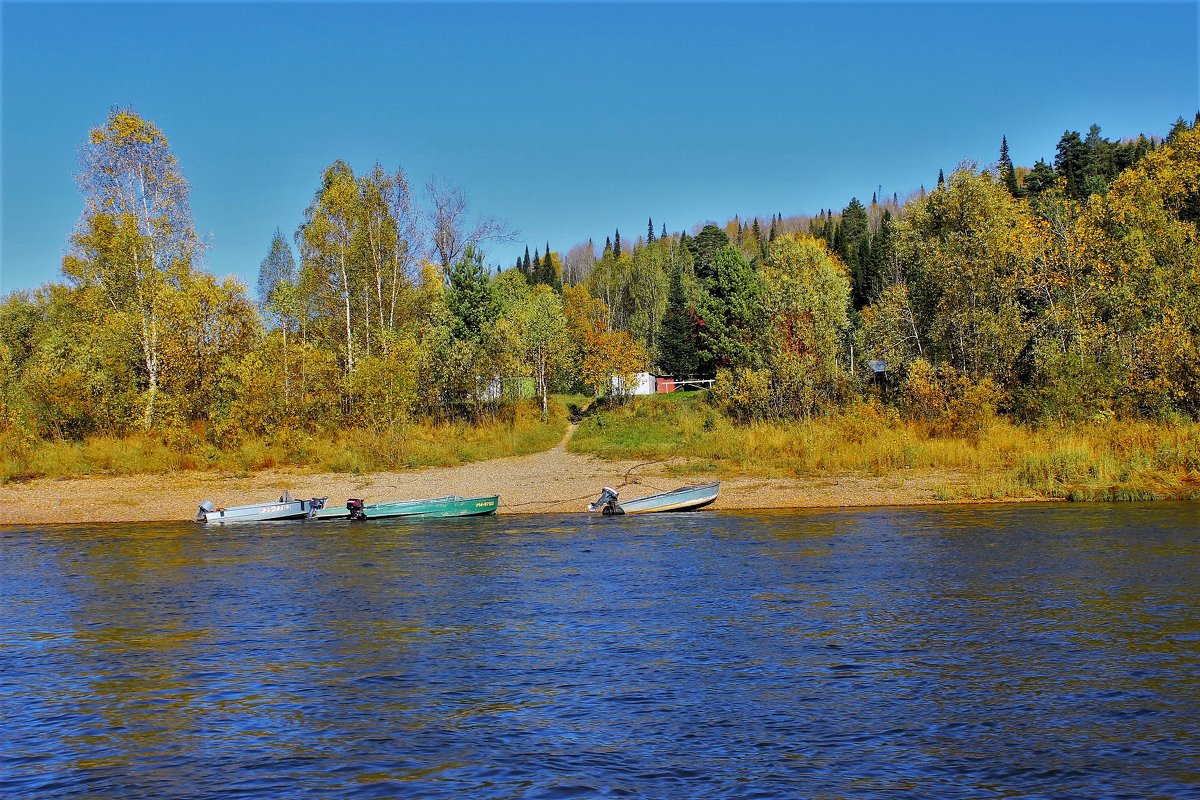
[4, 394, 1199, 505]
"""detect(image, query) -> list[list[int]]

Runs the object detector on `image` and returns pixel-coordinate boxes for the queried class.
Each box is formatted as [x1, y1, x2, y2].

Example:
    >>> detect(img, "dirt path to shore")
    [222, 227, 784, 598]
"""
[0, 424, 994, 526]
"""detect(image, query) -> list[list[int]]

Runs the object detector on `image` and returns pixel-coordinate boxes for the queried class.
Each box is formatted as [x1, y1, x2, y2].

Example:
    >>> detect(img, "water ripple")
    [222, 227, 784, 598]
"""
[1, 504, 1199, 798]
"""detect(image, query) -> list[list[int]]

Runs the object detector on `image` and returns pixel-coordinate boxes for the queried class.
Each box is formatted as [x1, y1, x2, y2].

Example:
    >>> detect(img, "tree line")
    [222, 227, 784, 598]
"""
[2, 109, 1198, 451]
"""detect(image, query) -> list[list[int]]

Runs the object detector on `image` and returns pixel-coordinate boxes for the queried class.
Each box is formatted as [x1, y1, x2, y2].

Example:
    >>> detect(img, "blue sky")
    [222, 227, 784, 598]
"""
[2, 2, 1197, 294]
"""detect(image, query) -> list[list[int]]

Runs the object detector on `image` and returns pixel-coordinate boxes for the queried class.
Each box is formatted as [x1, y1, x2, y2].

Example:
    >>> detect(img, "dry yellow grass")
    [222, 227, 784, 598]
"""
[1, 401, 567, 483]
[570, 394, 1200, 502]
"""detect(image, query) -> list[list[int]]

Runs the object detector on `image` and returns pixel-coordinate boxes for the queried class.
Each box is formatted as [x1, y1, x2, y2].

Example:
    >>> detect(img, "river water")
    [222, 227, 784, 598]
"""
[2, 504, 1199, 799]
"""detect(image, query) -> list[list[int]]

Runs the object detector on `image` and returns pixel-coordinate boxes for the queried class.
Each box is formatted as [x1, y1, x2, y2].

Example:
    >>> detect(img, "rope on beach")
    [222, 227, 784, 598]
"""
[501, 458, 671, 510]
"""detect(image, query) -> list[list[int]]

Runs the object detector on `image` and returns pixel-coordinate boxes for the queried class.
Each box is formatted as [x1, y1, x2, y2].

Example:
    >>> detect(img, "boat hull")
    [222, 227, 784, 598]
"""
[612, 482, 720, 515]
[198, 498, 324, 524]
[315, 495, 500, 521]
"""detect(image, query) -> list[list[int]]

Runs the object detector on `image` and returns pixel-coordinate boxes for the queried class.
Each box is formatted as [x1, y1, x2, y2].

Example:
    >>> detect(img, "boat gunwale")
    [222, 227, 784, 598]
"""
[608, 482, 720, 514]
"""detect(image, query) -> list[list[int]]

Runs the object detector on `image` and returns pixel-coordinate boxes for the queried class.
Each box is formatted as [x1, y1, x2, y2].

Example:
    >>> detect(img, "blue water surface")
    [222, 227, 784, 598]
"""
[2, 503, 1199, 799]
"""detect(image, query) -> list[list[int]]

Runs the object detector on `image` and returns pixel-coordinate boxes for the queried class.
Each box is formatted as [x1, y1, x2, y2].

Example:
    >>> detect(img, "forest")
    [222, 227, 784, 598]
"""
[2, 109, 1199, 481]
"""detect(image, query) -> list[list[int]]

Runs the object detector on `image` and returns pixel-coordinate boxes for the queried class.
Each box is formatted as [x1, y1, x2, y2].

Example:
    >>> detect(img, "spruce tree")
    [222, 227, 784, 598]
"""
[1054, 130, 1088, 199]
[613, 229, 621, 258]
[1168, 116, 1189, 143]
[999, 135, 1013, 174]
[863, 209, 894, 304]
[538, 243, 555, 286]
[1000, 135, 1021, 197]
[658, 260, 700, 377]
[523, 246, 532, 279]
[937, 169, 945, 189]
[647, 217, 655, 243]
[661, 223, 668, 240]
[837, 198, 871, 309]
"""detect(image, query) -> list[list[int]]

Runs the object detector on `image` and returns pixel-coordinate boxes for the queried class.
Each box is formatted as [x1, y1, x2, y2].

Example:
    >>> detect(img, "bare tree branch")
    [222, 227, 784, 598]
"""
[425, 176, 517, 271]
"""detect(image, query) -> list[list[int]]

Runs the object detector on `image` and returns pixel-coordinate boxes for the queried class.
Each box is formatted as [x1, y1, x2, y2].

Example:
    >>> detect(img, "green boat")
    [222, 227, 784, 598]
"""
[313, 494, 500, 521]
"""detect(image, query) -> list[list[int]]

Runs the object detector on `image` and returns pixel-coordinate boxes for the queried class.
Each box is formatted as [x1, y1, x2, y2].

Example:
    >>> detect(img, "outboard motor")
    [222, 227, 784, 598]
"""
[346, 498, 366, 521]
[589, 486, 621, 515]
[195, 500, 215, 523]
[305, 497, 326, 519]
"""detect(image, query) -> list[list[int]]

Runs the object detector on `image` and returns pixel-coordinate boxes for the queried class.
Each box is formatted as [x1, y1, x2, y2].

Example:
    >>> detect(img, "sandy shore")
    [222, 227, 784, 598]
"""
[0, 426, 1023, 526]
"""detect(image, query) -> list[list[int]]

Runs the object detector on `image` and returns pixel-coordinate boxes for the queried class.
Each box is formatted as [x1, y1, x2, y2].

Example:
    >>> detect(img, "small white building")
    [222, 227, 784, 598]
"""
[611, 371, 657, 396]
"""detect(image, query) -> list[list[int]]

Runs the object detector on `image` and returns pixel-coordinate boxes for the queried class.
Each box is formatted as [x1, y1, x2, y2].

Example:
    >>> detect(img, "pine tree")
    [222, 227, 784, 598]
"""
[687, 223, 730, 280]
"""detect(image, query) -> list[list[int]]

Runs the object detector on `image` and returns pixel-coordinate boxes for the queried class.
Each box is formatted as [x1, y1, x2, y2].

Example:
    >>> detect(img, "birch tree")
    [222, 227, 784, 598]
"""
[61, 108, 201, 430]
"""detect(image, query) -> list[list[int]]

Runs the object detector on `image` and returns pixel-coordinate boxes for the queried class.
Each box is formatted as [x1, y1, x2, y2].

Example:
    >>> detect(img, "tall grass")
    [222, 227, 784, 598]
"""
[0, 400, 567, 482]
[569, 393, 1200, 502]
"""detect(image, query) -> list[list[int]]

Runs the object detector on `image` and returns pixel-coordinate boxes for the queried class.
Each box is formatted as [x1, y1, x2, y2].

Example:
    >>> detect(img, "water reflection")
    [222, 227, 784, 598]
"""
[2, 504, 1199, 798]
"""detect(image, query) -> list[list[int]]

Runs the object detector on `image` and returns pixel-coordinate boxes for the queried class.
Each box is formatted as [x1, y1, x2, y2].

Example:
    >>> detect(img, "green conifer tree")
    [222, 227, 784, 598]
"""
[1055, 130, 1089, 199]
[658, 259, 700, 377]
[999, 135, 1021, 197]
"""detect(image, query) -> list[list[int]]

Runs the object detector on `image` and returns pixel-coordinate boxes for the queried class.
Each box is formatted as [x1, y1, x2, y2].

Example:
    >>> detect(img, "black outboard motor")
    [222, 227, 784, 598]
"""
[589, 486, 622, 515]
[346, 498, 366, 521]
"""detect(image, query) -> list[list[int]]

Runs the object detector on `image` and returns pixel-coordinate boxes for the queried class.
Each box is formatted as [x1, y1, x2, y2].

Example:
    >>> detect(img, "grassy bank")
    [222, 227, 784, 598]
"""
[569, 392, 1200, 502]
[1, 400, 568, 483]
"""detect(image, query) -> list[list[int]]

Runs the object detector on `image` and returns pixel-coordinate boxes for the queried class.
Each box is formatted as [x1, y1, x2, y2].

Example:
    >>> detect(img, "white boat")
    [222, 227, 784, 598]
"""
[195, 492, 327, 523]
[588, 482, 720, 515]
